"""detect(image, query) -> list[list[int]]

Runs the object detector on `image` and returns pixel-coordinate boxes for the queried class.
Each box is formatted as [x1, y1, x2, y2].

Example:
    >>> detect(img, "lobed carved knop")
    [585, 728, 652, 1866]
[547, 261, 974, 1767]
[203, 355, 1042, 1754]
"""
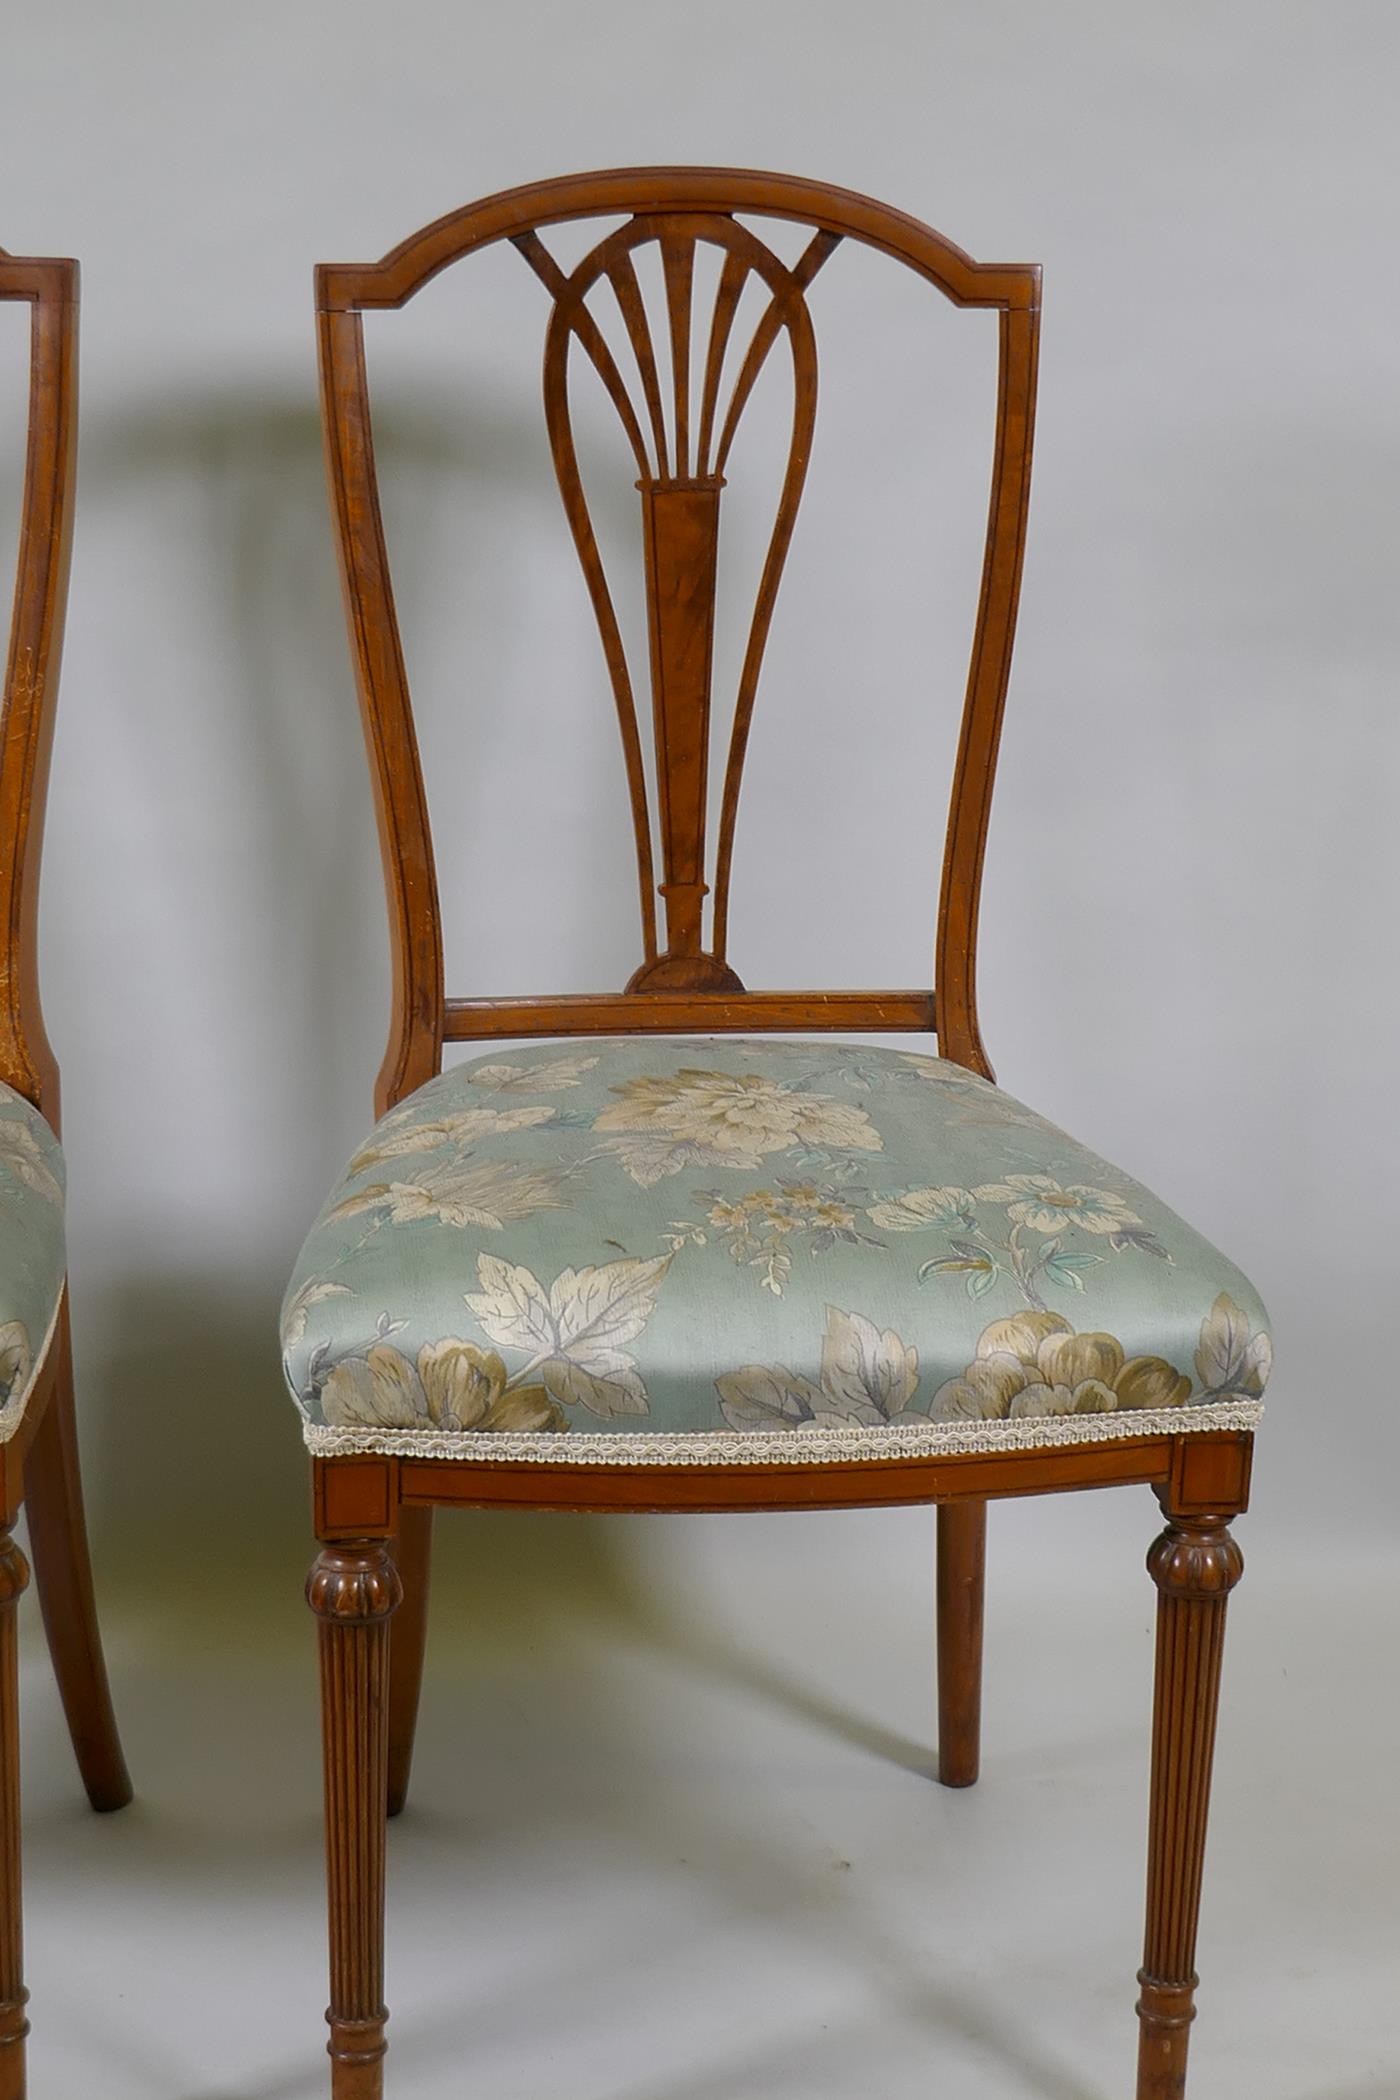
[1146, 1518, 1243, 1602]
[306, 1541, 403, 1624]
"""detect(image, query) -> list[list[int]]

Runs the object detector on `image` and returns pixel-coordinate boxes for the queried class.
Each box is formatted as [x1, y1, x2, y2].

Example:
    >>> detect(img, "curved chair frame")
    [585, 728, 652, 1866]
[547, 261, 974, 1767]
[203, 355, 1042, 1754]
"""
[0, 247, 132, 2100]
[310, 170, 1252, 2100]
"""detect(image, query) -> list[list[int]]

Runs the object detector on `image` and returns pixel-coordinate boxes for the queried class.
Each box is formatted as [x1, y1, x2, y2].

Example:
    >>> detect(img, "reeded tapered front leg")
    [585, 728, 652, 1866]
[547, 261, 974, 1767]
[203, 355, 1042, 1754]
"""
[308, 1541, 403, 2100]
[0, 1523, 31, 2100]
[937, 1500, 986, 1787]
[1136, 1510, 1243, 2100]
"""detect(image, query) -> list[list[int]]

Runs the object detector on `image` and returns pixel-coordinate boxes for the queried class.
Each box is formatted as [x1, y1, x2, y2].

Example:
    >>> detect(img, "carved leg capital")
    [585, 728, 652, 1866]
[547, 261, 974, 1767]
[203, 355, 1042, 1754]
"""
[1146, 1512, 1244, 1604]
[0, 1525, 31, 2098]
[307, 1540, 404, 1626]
[309, 1541, 402, 2099]
[1137, 1509, 1242, 2100]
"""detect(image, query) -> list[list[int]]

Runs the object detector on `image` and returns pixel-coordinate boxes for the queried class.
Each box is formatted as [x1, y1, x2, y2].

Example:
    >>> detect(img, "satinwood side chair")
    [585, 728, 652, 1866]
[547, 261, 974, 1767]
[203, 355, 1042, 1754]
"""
[287, 169, 1271, 2100]
[0, 247, 133, 2099]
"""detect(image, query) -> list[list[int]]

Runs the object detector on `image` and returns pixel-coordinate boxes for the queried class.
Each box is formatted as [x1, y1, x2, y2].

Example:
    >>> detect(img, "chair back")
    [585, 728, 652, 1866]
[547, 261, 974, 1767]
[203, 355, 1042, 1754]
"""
[316, 170, 1039, 1109]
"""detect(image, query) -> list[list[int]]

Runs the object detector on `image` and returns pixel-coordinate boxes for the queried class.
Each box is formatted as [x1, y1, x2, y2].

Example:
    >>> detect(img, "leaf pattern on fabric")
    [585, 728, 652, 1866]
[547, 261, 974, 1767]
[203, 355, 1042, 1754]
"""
[321, 1337, 565, 1435]
[464, 1251, 672, 1419]
[348, 1103, 556, 1175]
[467, 1054, 600, 1093]
[868, 1185, 974, 1233]
[718, 1305, 922, 1433]
[282, 1277, 353, 1349]
[328, 1156, 568, 1231]
[0, 1115, 62, 1208]
[1194, 1292, 1273, 1400]
[0, 1323, 33, 1409]
[0, 1085, 65, 1442]
[279, 1038, 1273, 1449]
[871, 1173, 1166, 1311]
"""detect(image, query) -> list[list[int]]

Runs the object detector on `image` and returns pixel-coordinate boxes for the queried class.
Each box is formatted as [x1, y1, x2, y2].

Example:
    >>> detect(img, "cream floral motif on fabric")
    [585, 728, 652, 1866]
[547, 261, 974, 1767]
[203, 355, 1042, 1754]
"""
[0, 1082, 67, 1443]
[281, 1039, 1271, 1464]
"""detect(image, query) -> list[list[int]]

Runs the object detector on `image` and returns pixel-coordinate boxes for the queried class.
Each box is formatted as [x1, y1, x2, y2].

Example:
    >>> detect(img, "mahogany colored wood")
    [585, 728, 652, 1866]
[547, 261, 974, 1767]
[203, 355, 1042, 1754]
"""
[308, 1541, 403, 2100]
[0, 251, 76, 1115]
[0, 1523, 27, 2100]
[936, 1499, 986, 1787]
[386, 1432, 1185, 1515]
[1169, 1429, 1252, 1519]
[442, 989, 937, 1040]
[314, 1451, 397, 1540]
[312, 170, 1249, 2098]
[0, 242, 131, 2100]
[317, 168, 1038, 1098]
[21, 1298, 131, 1810]
[385, 1507, 432, 1819]
[1135, 1488, 1245, 2100]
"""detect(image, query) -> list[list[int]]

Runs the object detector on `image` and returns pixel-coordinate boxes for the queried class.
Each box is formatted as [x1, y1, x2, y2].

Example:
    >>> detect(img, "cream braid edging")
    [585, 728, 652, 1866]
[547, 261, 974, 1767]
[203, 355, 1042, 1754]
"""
[304, 1396, 1264, 1467]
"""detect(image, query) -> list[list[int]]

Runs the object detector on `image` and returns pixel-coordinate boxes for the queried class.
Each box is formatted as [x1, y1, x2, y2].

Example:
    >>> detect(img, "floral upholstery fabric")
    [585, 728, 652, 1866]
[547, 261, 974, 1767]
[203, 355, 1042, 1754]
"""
[281, 1039, 1270, 1465]
[0, 1082, 66, 1444]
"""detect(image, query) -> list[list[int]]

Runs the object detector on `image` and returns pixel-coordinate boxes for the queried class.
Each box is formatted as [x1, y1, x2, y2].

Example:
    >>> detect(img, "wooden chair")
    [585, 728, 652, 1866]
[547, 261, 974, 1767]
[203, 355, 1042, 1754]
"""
[293, 170, 1268, 2100]
[0, 247, 133, 2099]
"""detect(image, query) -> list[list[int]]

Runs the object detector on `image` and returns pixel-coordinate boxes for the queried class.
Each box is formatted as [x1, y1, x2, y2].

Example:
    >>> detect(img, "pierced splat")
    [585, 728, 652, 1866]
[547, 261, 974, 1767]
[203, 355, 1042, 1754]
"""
[514, 214, 840, 991]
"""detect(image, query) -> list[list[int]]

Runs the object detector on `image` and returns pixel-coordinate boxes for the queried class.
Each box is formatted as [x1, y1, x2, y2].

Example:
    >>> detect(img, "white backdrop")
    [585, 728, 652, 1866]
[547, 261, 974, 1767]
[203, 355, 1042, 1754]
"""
[2, 6, 1398, 2096]
[3, 0, 1392, 1549]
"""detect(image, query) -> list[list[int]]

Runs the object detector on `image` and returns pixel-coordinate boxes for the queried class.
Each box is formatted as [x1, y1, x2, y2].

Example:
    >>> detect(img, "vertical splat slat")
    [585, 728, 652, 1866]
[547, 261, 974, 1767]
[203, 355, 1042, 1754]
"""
[605, 252, 671, 480]
[513, 233, 652, 479]
[639, 481, 722, 970]
[711, 287, 821, 958]
[714, 231, 839, 475]
[660, 234, 695, 481]
[540, 302, 661, 963]
[696, 247, 749, 479]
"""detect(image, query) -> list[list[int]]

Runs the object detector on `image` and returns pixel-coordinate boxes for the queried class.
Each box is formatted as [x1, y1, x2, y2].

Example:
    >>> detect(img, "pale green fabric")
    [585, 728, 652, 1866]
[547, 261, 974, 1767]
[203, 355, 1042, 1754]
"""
[0, 1081, 65, 1443]
[281, 1039, 1270, 1463]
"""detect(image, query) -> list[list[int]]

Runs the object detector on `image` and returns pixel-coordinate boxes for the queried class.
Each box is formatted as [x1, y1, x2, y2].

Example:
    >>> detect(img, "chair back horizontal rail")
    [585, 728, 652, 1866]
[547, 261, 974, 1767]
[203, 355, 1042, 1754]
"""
[442, 989, 937, 1043]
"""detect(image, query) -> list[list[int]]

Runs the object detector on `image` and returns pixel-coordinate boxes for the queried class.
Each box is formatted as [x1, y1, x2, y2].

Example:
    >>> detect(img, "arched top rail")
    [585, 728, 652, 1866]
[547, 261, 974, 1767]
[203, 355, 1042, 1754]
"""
[316, 166, 1040, 315]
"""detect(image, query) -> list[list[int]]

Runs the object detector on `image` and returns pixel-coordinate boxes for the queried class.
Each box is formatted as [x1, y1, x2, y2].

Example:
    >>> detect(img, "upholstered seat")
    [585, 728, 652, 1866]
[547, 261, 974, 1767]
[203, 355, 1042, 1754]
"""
[0, 1081, 66, 1445]
[281, 1038, 1270, 1465]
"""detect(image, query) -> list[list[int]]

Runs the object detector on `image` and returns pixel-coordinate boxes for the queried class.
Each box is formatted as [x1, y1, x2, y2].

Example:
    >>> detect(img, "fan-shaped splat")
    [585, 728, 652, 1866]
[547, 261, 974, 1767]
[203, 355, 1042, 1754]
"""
[514, 212, 840, 988]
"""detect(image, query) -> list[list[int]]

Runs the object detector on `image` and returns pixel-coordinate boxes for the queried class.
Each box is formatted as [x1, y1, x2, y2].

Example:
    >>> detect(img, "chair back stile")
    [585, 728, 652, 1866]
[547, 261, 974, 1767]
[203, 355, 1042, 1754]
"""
[315, 170, 1040, 1116]
[0, 251, 78, 1126]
